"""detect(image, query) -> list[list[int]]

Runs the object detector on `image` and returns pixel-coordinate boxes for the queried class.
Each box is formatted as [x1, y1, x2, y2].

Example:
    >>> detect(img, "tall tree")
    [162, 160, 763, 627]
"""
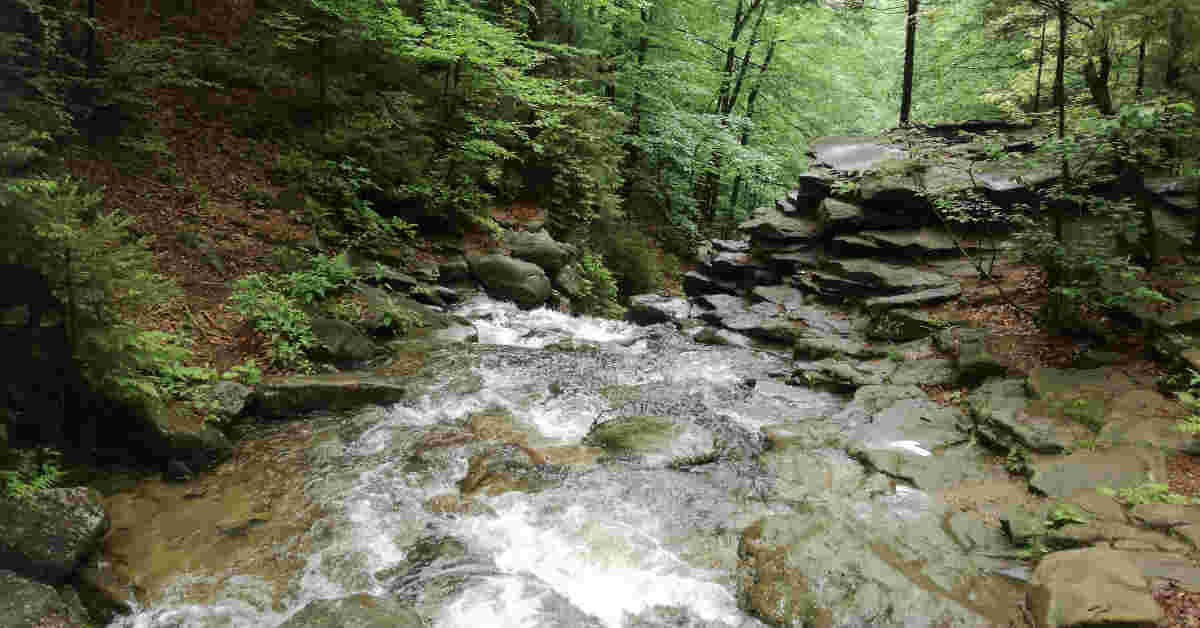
[899, 0, 919, 126]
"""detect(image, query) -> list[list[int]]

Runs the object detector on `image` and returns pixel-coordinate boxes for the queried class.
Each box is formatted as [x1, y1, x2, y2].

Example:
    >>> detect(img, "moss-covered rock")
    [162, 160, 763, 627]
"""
[0, 488, 109, 583]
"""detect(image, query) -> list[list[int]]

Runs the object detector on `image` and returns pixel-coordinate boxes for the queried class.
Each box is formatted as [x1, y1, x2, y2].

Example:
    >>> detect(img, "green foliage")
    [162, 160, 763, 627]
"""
[590, 218, 667, 299]
[1174, 369, 1200, 435]
[229, 252, 363, 369]
[1045, 503, 1088, 528]
[573, 251, 624, 318]
[1, 449, 65, 500]
[1099, 480, 1199, 507]
[222, 359, 264, 387]
[229, 273, 317, 371]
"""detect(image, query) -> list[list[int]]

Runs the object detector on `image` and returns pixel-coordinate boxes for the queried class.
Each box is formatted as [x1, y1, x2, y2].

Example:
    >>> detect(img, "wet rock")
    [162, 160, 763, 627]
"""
[1145, 176, 1199, 213]
[737, 509, 993, 628]
[552, 263, 586, 300]
[831, 385, 925, 430]
[969, 378, 1072, 454]
[738, 206, 822, 244]
[278, 594, 422, 628]
[252, 373, 408, 419]
[808, 136, 907, 173]
[792, 333, 883, 361]
[693, 326, 750, 346]
[0, 570, 89, 628]
[867, 308, 944, 342]
[816, 197, 865, 234]
[1029, 548, 1163, 628]
[0, 488, 109, 583]
[438, 256, 471, 284]
[703, 251, 770, 282]
[467, 254, 552, 309]
[974, 166, 1058, 208]
[1099, 389, 1195, 454]
[584, 415, 719, 468]
[459, 443, 566, 497]
[502, 229, 575, 274]
[358, 287, 470, 336]
[190, 381, 253, 423]
[855, 228, 962, 258]
[1030, 447, 1166, 499]
[937, 327, 1008, 385]
[948, 511, 1009, 554]
[357, 259, 419, 292]
[74, 554, 134, 622]
[626, 295, 692, 326]
[846, 394, 975, 490]
[712, 239, 751, 253]
[863, 283, 962, 312]
[750, 285, 807, 310]
[1130, 502, 1200, 546]
[310, 317, 380, 364]
[820, 258, 955, 296]
[141, 399, 234, 471]
[792, 357, 898, 391]
[890, 358, 957, 387]
[682, 271, 739, 297]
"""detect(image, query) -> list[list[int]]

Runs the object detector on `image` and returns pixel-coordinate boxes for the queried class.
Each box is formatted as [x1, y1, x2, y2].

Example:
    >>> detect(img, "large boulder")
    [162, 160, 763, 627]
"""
[468, 254, 552, 309]
[968, 378, 1071, 454]
[0, 488, 109, 583]
[251, 373, 409, 419]
[846, 394, 976, 490]
[0, 570, 89, 628]
[738, 206, 822, 244]
[278, 594, 423, 628]
[626, 295, 691, 326]
[502, 229, 575, 274]
[808, 136, 907, 173]
[737, 509, 995, 627]
[310, 317, 379, 364]
[1029, 548, 1163, 628]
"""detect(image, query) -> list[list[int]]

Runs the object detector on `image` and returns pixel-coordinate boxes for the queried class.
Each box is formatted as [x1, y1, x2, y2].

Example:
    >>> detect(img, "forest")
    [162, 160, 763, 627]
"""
[4, 0, 1200, 625]
[0, 0, 1198, 501]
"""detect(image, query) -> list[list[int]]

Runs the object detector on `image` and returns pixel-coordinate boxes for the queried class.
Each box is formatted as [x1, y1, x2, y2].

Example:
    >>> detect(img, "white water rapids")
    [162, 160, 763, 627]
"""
[110, 296, 851, 628]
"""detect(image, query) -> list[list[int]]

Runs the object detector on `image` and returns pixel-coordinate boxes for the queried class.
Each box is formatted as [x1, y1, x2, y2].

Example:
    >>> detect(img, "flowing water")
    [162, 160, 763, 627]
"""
[108, 296, 1020, 628]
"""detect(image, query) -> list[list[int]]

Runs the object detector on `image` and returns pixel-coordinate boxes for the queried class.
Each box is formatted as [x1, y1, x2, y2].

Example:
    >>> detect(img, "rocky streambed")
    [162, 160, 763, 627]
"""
[6, 129, 1200, 628]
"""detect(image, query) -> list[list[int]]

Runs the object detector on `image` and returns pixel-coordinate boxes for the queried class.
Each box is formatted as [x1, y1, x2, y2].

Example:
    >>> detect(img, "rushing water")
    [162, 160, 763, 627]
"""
[108, 296, 897, 628]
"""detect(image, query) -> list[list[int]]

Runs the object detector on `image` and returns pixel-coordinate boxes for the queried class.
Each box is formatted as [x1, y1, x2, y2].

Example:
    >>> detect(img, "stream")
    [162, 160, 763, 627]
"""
[107, 295, 1025, 628]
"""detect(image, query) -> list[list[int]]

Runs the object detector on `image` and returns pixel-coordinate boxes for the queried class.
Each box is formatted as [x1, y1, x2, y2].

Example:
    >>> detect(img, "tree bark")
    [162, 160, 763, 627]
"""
[1033, 15, 1047, 113]
[1136, 37, 1145, 99]
[1166, 6, 1185, 89]
[1055, 2, 1068, 242]
[1082, 45, 1113, 115]
[899, 0, 919, 126]
[729, 39, 776, 213]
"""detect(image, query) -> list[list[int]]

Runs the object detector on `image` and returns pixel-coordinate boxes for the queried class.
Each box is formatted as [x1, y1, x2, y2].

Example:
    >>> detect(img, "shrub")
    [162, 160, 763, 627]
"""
[573, 251, 624, 318]
[228, 251, 363, 369]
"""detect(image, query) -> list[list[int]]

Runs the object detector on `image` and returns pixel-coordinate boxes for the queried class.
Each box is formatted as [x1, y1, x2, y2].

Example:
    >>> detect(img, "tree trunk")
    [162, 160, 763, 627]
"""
[1136, 38, 1146, 98]
[899, 0, 919, 126]
[1054, 3, 1068, 242]
[729, 39, 776, 213]
[701, 0, 764, 224]
[1082, 48, 1113, 115]
[1166, 6, 1185, 89]
[1033, 16, 1047, 112]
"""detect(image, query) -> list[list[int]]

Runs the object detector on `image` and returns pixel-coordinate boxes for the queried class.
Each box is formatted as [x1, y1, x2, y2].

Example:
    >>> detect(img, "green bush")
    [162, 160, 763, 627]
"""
[228, 251, 363, 369]
[229, 273, 317, 371]
[0, 176, 193, 409]
[573, 251, 624, 318]
[590, 219, 665, 299]
[1, 448, 65, 500]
